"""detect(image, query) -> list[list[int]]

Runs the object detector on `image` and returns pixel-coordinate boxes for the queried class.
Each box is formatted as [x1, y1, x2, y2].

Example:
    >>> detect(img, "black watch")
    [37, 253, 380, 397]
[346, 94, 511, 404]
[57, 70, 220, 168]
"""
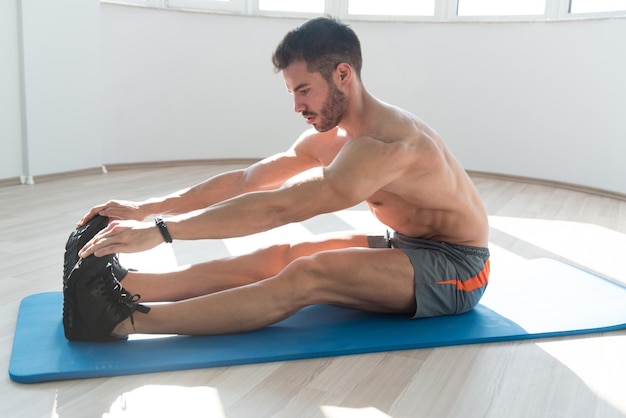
[155, 217, 173, 243]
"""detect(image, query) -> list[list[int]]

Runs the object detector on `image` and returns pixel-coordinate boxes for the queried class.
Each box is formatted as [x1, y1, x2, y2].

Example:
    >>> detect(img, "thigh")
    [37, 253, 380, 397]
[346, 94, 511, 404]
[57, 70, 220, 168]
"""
[208, 231, 371, 282]
[282, 231, 370, 260]
[249, 231, 370, 272]
[303, 248, 416, 316]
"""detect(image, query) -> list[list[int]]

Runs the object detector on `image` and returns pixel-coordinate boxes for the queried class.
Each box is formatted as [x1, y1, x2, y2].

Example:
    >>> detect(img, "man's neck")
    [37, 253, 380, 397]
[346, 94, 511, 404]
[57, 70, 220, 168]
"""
[339, 88, 380, 138]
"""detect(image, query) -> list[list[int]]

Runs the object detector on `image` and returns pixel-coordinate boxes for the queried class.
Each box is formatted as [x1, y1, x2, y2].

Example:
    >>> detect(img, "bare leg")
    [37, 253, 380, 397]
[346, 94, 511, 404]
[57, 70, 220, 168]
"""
[113, 246, 416, 337]
[122, 231, 370, 302]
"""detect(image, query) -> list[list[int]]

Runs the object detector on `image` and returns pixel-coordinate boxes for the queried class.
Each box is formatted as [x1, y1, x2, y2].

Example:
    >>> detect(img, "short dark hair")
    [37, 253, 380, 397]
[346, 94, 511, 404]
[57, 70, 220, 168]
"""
[272, 17, 362, 81]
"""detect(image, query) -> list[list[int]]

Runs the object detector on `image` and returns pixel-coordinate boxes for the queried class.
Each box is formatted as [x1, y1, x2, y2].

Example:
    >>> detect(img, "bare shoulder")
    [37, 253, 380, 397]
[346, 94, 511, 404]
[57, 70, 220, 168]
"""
[353, 108, 444, 171]
[382, 110, 469, 187]
[290, 127, 350, 166]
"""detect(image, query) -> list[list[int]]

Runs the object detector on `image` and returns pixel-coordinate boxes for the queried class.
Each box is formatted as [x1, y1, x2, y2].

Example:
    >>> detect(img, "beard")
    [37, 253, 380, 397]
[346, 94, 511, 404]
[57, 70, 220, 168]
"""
[309, 83, 348, 132]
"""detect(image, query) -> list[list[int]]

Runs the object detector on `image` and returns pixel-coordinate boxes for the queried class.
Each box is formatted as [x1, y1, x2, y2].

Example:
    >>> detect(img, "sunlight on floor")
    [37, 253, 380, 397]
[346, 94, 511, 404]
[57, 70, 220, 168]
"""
[489, 216, 625, 284]
[321, 405, 393, 418]
[489, 215, 626, 415]
[104, 385, 225, 418]
[100, 387, 396, 418]
[537, 334, 626, 415]
[119, 242, 178, 272]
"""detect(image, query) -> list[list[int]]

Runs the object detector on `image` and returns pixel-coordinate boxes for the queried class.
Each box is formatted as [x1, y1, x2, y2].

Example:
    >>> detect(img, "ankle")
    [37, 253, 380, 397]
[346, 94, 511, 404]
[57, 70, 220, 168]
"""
[111, 318, 134, 338]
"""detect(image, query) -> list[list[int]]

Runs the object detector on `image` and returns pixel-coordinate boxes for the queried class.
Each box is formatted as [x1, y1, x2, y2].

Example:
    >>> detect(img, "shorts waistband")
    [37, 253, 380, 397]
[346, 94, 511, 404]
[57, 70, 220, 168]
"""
[390, 231, 490, 258]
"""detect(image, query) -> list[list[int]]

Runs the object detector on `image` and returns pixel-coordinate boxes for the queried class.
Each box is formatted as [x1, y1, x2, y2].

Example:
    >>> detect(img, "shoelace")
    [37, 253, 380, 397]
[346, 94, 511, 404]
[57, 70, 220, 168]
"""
[99, 264, 151, 331]
[125, 293, 151, 332]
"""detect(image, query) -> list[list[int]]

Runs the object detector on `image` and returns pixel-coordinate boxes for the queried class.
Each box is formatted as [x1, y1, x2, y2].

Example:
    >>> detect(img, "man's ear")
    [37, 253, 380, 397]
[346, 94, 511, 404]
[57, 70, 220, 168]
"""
[335, 62, 352, 85]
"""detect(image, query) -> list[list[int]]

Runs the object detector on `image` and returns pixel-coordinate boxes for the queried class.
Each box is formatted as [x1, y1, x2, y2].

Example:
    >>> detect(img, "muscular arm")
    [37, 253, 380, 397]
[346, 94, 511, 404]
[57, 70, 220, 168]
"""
[154, 128, 348, 218]
[79, 134, 413, 257]
[164, 174, 345, 240]
[139, 153, 312, 216]
[164, 136, 414, 240]
[78, 142, 320, 226]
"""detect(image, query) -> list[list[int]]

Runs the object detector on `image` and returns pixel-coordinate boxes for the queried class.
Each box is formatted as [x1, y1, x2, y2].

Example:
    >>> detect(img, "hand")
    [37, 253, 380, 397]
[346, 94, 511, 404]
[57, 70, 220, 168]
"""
[77, 200, 147, 227]
[78, 220, 163, 258]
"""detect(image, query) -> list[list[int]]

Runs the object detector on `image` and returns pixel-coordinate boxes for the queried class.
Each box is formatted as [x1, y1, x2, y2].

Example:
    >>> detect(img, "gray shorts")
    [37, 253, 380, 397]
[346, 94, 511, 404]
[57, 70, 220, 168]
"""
[368, 231, 490, 318]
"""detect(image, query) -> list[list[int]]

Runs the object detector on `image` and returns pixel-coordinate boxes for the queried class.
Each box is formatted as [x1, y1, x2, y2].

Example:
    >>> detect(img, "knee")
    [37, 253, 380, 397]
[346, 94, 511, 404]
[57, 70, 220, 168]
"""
[278, 255, 327, 296]
[246, 243, 296, 278]
[261, 242, 314, 273]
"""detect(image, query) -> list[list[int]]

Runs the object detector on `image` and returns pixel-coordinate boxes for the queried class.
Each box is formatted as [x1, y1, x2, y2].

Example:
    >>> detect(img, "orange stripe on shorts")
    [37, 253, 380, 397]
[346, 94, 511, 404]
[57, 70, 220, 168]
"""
[436, 259, 490, 292]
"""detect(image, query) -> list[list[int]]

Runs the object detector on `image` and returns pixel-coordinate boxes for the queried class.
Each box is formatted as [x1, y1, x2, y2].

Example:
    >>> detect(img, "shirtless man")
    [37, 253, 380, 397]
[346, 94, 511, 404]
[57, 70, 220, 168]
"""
[63, 17, 490, 342]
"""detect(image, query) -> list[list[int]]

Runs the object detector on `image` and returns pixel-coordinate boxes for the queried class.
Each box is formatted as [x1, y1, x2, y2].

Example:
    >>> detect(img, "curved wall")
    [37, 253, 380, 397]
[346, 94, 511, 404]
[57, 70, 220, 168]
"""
[1, 0, 101, 181]
[359, 19, 626, 194]
[100, 6, 626, 194]
[2, 3, 624, 195]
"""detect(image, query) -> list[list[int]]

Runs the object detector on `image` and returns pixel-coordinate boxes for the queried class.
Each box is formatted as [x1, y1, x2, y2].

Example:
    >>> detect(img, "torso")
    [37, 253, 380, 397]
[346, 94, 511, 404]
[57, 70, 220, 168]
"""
[303, 105, 489, 248]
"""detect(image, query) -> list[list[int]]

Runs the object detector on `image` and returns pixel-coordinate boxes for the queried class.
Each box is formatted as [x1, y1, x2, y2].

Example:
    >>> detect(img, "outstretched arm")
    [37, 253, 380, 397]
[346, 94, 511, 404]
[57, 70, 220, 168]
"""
[77, 147, 320, 227]
[76, 169, 246, 226]
[79, 135, 413, 258]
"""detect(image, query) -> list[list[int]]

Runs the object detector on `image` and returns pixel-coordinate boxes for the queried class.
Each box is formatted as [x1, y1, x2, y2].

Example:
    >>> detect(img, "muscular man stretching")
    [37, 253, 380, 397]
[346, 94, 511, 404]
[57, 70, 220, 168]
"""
[64, 17, 490, 342]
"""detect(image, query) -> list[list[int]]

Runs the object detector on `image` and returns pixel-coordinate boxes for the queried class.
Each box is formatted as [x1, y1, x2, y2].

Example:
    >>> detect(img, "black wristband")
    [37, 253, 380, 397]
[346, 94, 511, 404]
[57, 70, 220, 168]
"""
[155, 217, 173, 243]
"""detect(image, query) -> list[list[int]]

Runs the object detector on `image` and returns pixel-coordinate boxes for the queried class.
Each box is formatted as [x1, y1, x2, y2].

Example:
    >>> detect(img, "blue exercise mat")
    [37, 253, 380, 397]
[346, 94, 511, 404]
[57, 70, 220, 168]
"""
[9, 258, 626, 383]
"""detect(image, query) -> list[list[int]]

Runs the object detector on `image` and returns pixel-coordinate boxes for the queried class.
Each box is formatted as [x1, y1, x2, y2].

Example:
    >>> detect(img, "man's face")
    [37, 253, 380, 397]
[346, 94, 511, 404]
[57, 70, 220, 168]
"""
[283, 61, 347, 132]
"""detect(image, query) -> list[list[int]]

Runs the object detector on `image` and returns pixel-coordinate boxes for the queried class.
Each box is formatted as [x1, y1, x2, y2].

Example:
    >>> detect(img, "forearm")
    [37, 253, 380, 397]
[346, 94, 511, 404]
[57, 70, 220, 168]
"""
[162, 174, 359, 241]
[137, 169, 248, 218]
[164, 191, 289, 240]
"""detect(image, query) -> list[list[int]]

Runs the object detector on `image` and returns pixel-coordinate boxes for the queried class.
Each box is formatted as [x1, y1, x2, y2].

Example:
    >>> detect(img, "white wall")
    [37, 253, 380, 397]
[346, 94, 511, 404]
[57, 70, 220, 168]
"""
[2, 3, 625, 195]
[355, 19, 626, 194]
[20, 0, 102, 177]
[100, 6, 626, 194]
[100, 7, 302, 162]
[0, 0, 23, 180]
[0, 0, 101, 182]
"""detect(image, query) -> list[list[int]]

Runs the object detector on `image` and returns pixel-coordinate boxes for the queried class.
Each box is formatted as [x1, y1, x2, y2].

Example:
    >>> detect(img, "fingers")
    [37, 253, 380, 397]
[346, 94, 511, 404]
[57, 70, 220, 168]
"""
[78, 220, 161, 258]
[77, 200, 141, 227]
[77, 205, 107, 227]
[78, 224, 117, 258]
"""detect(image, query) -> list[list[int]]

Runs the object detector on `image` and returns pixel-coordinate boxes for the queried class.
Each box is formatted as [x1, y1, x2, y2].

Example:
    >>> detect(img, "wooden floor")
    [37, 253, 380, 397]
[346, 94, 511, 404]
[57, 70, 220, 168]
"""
[1, 163, 625, 418]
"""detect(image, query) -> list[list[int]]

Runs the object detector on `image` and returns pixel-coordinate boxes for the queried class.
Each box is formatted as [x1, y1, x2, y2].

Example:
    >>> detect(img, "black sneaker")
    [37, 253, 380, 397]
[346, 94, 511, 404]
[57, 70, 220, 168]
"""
[110, 254, 131, 282]
[63, 215, 130, 285]
[64, 215, 108, 285]
[63, 255, 150, 342]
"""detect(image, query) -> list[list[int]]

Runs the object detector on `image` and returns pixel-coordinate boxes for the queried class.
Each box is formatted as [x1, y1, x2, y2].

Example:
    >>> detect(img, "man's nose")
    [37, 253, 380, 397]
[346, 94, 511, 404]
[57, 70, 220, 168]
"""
[294, 100, 305, 113]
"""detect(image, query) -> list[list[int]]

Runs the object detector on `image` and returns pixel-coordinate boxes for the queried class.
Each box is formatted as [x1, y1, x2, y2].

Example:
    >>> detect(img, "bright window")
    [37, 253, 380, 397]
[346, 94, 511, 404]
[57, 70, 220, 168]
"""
[258, 0, 324, 13]
[348, 0, 436, 16]
[166, 0, 244, 13]
[104, 0, 626, 20]
[457, 0, 546, 16]
[570, 0, 626, 14]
